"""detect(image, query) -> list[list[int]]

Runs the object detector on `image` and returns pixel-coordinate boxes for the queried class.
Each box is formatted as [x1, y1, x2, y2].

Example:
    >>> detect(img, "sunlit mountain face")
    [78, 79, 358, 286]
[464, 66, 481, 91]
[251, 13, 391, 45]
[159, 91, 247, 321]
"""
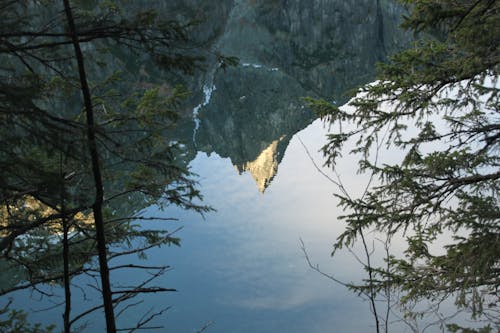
[236, 137, 284, 193]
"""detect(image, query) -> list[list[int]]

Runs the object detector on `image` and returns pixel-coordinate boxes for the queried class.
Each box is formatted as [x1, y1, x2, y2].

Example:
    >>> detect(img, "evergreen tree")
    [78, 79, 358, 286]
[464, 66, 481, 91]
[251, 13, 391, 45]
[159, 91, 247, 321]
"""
[308, 0, 499, 331]
[0, 1, 214, 331]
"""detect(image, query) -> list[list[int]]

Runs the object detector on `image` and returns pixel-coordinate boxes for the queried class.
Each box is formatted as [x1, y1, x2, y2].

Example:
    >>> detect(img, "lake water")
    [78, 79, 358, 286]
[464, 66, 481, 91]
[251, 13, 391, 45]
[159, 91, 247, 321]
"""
[143, 119, 382, 333]
[16, 118, 407, 332]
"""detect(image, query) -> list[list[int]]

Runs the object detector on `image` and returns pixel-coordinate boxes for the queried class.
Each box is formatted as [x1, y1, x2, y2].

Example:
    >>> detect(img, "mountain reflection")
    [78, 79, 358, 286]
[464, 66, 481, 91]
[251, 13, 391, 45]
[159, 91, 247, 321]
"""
[236, 137, 284, 193]
[183, 0, 409, 192]
[194, 65, 312, 192]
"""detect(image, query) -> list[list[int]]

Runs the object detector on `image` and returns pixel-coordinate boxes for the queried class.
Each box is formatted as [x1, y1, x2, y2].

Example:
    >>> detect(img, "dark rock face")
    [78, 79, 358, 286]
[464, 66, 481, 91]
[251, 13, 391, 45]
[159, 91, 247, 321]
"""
[122, 0, 411, 191]
[195, 65, 310, 164]
[215, 0, 409, 98]
[179, 0, 410, 191]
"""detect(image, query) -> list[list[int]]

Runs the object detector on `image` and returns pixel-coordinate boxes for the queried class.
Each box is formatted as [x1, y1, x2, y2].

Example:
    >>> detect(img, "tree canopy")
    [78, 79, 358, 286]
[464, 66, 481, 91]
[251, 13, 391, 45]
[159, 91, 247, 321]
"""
[309, 0, 499, 331]
[0, 1, 213, 332]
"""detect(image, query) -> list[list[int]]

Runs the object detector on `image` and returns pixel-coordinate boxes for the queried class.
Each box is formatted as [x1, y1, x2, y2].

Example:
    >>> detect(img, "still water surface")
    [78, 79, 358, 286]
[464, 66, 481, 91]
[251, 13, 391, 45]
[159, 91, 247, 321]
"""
[144, 119, 376, 333]
[87, 119, 394, 332]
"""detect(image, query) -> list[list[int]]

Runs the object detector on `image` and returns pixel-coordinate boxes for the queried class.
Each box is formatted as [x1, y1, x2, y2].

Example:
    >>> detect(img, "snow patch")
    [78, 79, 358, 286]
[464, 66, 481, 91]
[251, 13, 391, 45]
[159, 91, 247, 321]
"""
[193, 84, 216, 144]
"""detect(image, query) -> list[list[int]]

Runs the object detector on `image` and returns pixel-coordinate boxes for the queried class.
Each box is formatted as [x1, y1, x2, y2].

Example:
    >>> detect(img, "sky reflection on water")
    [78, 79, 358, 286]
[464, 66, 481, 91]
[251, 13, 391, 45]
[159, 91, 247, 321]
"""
[138, 119, 389, 332]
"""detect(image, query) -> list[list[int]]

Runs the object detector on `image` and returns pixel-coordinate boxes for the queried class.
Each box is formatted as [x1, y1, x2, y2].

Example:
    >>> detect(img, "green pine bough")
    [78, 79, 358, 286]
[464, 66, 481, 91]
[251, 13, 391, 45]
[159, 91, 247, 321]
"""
[307, 1, 499, 332]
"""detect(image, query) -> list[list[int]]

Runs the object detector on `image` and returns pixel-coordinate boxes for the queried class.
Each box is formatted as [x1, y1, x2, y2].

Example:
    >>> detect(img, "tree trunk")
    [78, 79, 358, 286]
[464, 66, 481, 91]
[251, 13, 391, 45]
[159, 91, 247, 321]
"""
[62, 206, 71, 333]
[62, 1, 117, 332]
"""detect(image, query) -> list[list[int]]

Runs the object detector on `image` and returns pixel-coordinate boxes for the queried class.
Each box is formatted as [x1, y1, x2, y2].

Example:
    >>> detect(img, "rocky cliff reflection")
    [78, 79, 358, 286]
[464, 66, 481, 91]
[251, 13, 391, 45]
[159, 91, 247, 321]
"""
[194, 66, 312, 192]
[181, 0, 409, 192]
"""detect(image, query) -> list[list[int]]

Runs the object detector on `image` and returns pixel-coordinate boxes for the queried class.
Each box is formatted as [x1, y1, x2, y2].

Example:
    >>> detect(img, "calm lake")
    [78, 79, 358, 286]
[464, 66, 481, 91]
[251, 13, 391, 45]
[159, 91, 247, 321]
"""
[6, 1, 452, 332]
